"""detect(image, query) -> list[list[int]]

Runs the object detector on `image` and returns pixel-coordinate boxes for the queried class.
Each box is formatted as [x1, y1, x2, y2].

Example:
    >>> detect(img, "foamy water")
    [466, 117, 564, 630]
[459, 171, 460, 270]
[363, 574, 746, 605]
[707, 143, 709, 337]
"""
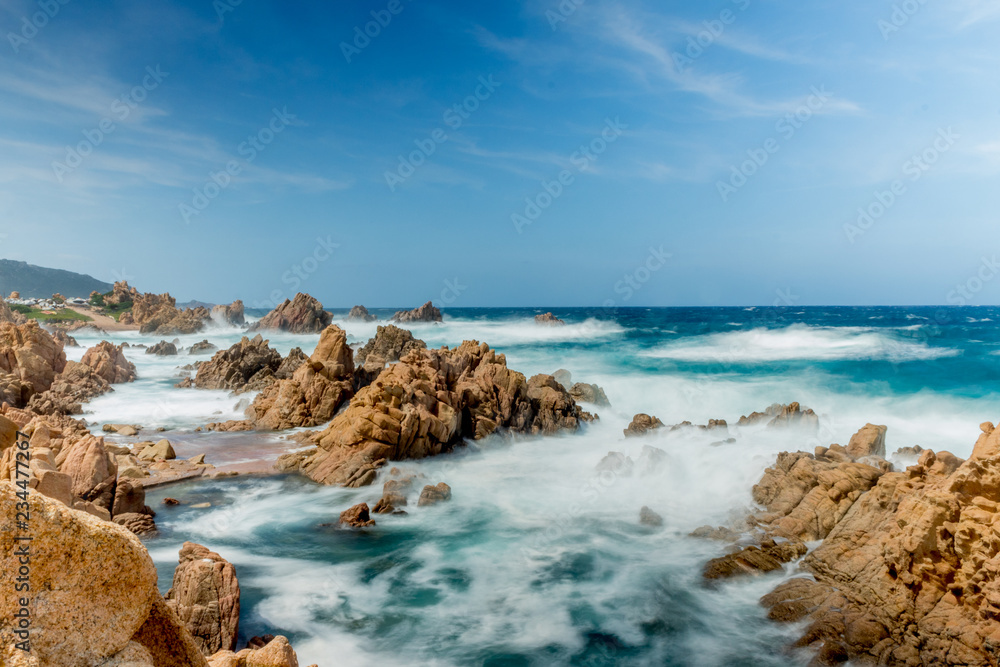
[67, 306, 1000, 665]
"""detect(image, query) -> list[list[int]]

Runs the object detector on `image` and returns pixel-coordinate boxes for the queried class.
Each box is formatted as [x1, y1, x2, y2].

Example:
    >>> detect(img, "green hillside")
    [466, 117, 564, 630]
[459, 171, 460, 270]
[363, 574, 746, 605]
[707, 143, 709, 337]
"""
[0, 259, 113, 299]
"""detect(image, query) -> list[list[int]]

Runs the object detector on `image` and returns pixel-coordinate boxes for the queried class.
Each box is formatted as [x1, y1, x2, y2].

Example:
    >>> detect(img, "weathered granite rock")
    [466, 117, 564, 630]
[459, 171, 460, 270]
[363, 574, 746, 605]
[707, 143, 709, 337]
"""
[165, 542, 241, 656]
[624, 413, 664, 437]
[569, 382, 610, 406]
[339, 502, 376, 527]
[391, 301, 442, 323]
[212, 301, 246, 327]
[249, 293, 331, 334]
[52, 329, 79, 348]
[846, 423, 888, 460]
[147, 340, 179, 356]
[0, 482, 208, 667]
[639, 505, 663, 527]
[757, 425, 1000, 665]
[347, 305, 377, 322]
[56, 434, 118, 513]
[355, 324, 426, 371]
[301, 341, 594, 487]
[248, 325, 354, 430]
[373, 474, 415, 513]
[418, 482, 452, 506]
[208, 635, 302, 667]
[275, 347, 308, 379]
[0, 320, 67, 407]
[704, 539, 807, 579]
[534, 312, 565, 326]
[81, 341, 137, 384]
[194, 336, 282, 393]
[190, 340, 218, 355]
[105, 280, 139, 306]
[0, 297, 25, 325]
[138, 439, 177, 461]
[132, 292, 207, 336]
[737, 402, 819, 431]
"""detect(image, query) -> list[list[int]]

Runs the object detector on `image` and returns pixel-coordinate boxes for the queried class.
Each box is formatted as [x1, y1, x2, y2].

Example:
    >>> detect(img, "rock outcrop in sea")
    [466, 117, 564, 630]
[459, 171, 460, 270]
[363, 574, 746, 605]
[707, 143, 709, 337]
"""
[348, 304, 377, 322]
[391, 301, 442, 323]
[192, 335, 283, 393]
[249, 293, 332, 333]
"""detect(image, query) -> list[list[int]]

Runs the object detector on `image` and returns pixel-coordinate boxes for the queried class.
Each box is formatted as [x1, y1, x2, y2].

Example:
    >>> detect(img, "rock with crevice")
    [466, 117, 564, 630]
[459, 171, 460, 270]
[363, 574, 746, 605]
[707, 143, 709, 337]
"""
[165, 541, 241, 656]
[147, 340, 179, 356]
[81, 340, 137, 384]
[338, 502, 376, 528]
[194, 336, 283, 393]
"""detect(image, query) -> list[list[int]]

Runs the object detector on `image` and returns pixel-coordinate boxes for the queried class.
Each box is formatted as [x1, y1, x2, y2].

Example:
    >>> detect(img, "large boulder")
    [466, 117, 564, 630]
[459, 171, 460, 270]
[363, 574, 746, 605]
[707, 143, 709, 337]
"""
[0, 321, 67, 407]
[568, 382, 610, 406]
[81, 341, 137, 384]
[248, 325, 355, 430]
[165, 542, 241, 656]
[0, 482, 208, 667]
[147, 341, 178, 356]
[194, 335, 283, 393]
[299, 341, 595, 487]
[624, 413, 664, 437]
[56, 434, 118, 513]
[249, 293, 331, 334]
[211, 301, 246, 327]
[391, 301, 442, 323]
[534, 312, 565, 326]
[846, 423, 887, 459]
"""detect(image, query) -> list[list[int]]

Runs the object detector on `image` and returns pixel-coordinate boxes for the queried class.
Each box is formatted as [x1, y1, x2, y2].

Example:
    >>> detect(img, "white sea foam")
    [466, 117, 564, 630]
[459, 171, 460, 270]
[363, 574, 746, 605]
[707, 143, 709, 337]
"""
[642, 324, 959, 363]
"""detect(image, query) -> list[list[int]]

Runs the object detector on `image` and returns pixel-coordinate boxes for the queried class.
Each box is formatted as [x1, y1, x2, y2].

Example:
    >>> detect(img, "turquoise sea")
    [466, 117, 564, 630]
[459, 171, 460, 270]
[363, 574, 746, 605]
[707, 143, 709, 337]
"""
[66, 306, 1000, 666]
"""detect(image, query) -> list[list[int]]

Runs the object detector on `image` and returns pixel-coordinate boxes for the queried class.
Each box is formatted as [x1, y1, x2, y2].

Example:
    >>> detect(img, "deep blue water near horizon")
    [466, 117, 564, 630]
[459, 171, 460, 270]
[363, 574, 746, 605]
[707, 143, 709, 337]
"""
[76, 306, 1000, 666]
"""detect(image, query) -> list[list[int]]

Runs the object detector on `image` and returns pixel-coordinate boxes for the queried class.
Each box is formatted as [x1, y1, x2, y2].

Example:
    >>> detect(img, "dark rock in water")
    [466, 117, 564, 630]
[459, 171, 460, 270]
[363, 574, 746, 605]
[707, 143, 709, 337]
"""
[147, 341, 178, 356]
[624, 414, 664, 437]
[391, 301, 442, 323]
[535, 312, 565, 326]
[569, 382, 610, 406]
[737, 402, 819, 432]
[189, 340, 217, 355]
[689, 525, 740, 542]
[374, 475, 416, 514]
[702, 539, 806, 579]
[162, 497, 181, 506]
[194, 335, 282, 393]
[347, 305, 377, 322]
[247, 634, 276, 650]
[639, 506, 663, 527]
[418, 482, 452, 507]
[338, 502, 376, 528]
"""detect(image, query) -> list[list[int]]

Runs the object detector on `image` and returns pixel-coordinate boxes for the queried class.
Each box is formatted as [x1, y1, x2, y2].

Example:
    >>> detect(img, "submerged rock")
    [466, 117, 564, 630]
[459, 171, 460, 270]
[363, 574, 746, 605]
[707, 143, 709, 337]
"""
[639, 506, 663, 527]
[418, 482, 452, 507]
[737, 402, 819, 431]
[190, 340, 218, 355]
[249, 293, 331, 334]
[338, 502, 376, 528]
[534, 312, 565, 326]
[147, 340, 178, 356]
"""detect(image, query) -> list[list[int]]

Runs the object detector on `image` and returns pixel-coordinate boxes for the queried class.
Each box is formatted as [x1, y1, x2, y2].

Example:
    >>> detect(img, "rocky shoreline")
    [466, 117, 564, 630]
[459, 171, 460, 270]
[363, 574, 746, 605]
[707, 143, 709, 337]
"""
[2, 287, 998, 665]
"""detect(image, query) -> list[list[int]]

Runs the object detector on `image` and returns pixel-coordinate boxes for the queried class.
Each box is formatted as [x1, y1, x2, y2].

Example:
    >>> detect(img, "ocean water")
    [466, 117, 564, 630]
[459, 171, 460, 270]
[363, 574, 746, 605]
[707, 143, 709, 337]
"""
[70, 306, 1000, 666]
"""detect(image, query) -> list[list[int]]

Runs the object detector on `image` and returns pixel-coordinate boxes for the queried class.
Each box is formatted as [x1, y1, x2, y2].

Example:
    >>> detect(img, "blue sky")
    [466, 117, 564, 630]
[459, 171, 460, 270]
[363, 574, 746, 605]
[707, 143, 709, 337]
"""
[1, 0, 999, 307]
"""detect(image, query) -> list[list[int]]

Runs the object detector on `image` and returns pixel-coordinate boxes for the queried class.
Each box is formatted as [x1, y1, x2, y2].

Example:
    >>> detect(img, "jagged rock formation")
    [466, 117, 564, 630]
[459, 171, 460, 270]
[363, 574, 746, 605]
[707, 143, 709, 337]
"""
[247, 325, 354, 430]
[391, 301, 442, 323]
[0, 297, 25, 324]
[249, 293, 331, 333]
[0, 320, 67, 408]
[296, 341, 594, 487]
[105, 280, 139, 306]
[354, 324, 426, 373]
[147, 341, 178, 356]
[193, 336, 283, 393]
[339, 502, 376, 528]
[132, 291, 207, 335]
[760, 422, 1000, 666]
[81, 341, 137, 384]
[737, 402, 819, 431]
[165, 542, 240, 656]
[569, 382, 610, 406]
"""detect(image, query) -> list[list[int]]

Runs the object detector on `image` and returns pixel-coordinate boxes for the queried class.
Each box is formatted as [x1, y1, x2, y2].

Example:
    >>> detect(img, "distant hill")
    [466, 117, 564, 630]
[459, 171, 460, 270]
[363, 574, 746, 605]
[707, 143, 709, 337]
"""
[0, 260, 113, 299]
